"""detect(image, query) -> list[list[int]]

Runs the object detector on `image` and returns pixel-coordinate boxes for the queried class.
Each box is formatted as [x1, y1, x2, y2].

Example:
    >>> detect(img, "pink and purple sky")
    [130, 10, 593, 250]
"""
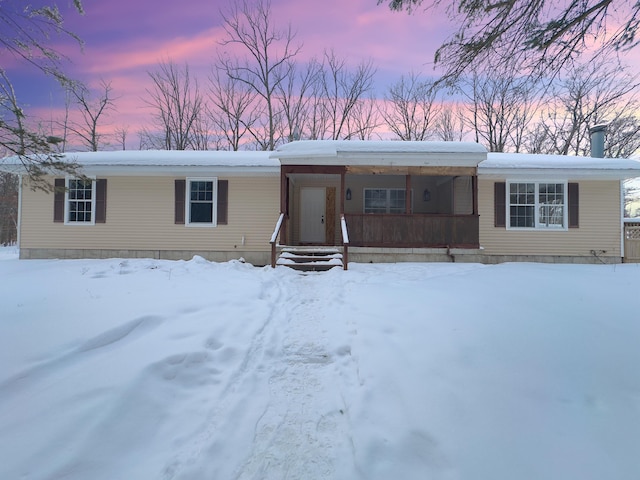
[6, 0, 455, 147]
[7, 0, 640, 149]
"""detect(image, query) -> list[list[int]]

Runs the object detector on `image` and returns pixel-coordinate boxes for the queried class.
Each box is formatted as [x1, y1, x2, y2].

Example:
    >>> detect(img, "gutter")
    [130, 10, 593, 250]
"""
[621, 180, 625, 259]
[17, 174, 22, 252]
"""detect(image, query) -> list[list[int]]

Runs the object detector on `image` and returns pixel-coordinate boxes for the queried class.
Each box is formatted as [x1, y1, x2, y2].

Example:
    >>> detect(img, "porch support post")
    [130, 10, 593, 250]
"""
[280, 172, 288, 244]
[472, 175, 478, 215]
[405, 174, 412, 214]
[340, 170, 345, 214]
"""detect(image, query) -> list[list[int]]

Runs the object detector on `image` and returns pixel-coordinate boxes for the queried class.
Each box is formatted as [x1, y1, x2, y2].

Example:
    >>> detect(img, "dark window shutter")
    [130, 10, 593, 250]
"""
[494, 182, 506, 228]
[568, 182, 579, 228]
[95, 179, 107, 223]
[175, 179, 185, 224]
[54, 178, 65, 223]
[217, 179, 228, 225]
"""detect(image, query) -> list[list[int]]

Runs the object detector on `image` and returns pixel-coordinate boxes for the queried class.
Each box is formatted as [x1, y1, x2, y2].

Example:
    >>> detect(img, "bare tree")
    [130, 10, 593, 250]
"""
[191, 114, 214, 151]
[138, 126, 161, 150]
[346, 97, 381, 140]
[379, 1, 640, 82]
[218, 0, 301, 150]
[319, 50, 376, 140]
[66, 79, 116, 151]
[144, 60, 205, 150]
[113, 126, 129, 150]
[528, 58, 640, 156]
[604, 116, 640, 159]
[462, 66, 538, 152]
[275, 59, 321, 142]
[434, 102, 467, 141]
[45, 88, 72, 153]
[306, 75, 332, 140]
[1, 2, 83, 82]
[208, 67, 261, 150]
[0, 71, 77, 189]
[381, 72, 439, 140]
[0, 2, 83, 185]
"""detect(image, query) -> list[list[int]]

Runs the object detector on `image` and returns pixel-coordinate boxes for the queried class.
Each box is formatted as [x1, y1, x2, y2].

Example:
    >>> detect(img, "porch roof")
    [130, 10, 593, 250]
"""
[271, 140, 487, 168]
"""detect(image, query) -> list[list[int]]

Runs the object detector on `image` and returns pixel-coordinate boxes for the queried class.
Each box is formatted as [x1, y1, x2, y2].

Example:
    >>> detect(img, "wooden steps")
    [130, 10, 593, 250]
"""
[276, 247, 344, 271]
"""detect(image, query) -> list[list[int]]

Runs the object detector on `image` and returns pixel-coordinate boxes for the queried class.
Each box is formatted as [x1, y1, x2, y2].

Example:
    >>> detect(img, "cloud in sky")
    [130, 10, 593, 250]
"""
[10, 0, 639, 150]
[3, 0, 458, 145]
[11, 0, 451, 88]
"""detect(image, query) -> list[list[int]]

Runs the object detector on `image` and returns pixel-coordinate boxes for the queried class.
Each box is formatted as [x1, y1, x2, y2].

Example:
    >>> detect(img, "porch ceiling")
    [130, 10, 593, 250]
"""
[281, 165, 477, 176]
[346, 165, 477, 176]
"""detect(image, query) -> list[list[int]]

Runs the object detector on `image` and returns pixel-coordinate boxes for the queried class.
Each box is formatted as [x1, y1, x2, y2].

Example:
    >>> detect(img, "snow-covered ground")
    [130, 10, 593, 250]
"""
[1, 250, 639, 480]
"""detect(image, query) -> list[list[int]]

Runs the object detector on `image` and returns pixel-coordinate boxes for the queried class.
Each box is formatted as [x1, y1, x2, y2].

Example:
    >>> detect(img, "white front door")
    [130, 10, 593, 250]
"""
[300, 187, 326, 243]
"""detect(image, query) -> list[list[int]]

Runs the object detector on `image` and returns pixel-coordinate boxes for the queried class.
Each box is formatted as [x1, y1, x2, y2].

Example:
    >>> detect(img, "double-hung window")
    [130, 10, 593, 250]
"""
[364, 188, 410, 213]
[508, 182, 566, 229]
[65, 178, 96, 224]
[187, 178, 217, 225]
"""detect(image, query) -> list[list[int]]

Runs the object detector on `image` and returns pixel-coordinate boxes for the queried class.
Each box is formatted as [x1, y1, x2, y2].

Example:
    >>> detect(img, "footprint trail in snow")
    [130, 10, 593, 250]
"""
[234, 271, 357, 479]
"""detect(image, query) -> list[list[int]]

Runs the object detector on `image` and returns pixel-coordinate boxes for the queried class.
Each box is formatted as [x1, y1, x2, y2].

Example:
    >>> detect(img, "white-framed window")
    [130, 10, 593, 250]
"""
[507, 181, 566, 229]
[186, 177, 217, 226]
[364, 188, 412, 214]
[65, 177, 96, 225]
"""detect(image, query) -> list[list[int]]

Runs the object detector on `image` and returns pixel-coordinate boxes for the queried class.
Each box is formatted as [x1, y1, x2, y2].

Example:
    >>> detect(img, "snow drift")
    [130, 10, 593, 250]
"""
[1, 251, 639, 479]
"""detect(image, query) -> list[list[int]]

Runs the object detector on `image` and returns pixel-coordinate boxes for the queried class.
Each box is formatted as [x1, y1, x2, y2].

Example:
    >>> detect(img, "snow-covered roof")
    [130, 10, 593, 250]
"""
[0, 150, 279, 176]
[3, 146, 640, 180]
[271, 140, 488, 167]
[273, 140, 488, 156]
[479, 152, 640, 180]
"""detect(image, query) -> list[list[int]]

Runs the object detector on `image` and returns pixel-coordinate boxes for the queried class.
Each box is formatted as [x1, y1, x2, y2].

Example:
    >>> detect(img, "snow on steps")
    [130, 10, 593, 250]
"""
[276, 247, 344, 272]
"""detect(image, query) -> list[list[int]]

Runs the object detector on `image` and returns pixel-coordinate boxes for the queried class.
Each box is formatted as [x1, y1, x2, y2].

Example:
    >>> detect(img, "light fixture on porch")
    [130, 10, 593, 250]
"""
[423, 189, 431, 202]
[346, 188, 352, 200]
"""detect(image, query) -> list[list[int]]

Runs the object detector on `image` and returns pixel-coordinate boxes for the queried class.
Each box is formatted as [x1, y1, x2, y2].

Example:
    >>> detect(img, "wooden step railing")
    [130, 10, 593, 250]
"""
[341, 214, 349, 270]
[270, 212, 350, 270]
[270, 212, 285, 268]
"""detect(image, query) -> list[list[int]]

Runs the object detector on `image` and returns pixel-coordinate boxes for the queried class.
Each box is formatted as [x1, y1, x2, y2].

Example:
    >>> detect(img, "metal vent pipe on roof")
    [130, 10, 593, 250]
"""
[589, 124, 607, 158]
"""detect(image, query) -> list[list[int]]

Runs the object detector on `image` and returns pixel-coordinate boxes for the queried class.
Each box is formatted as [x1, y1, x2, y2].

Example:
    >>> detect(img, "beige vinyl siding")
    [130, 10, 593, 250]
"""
[20, 175, 279, 252]
[479, 178, 622, 257]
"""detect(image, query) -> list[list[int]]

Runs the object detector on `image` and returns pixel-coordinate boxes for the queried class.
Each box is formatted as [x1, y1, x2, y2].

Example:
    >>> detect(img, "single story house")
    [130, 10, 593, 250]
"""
[2, 140, 640, 266]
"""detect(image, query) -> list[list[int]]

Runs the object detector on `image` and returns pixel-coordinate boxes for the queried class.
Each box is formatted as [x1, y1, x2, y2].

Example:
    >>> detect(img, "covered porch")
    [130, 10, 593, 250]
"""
[269, 140, 487, 268]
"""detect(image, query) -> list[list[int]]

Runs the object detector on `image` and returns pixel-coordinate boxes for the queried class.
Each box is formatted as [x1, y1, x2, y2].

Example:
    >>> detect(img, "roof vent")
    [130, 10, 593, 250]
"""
[589, 124, 607, 158]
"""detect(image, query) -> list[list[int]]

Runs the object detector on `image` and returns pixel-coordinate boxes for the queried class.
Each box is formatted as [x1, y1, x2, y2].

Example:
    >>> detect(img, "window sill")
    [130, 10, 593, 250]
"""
[506, 226, 568, 231]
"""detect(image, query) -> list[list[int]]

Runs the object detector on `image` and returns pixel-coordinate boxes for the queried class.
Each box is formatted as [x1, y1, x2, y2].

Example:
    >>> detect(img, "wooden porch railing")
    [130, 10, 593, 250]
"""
[340, 214, 349, 270]
[344, 213, 479, 248]
[270, 212, 285, 268]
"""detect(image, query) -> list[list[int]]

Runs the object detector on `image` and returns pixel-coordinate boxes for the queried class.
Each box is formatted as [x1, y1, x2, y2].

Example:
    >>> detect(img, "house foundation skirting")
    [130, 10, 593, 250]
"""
[18, 248, 271, 266]
[18, 247, 621, 265]
[347, 247, 622, 265]
[471, 254, 622, 265]
[348, 247, 474, 263]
